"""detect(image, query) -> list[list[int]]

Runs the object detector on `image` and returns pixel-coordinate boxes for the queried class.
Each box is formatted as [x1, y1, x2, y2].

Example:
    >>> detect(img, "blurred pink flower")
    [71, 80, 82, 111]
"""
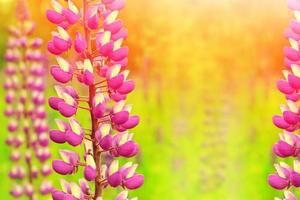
[4, 0, 51, 199]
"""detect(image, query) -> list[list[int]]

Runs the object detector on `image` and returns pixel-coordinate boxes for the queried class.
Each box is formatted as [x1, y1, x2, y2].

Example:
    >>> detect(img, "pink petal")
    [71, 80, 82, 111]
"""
[65, 130, 83, 146]
[291, 171, 300, 187]
[272, 115, 290, 129]
[291, 19, 300, 34]
[74, 32, 87, 53]
[58, 102, 77, 117]
[99, 41, 114, 56]
[63, 9, 79, 25]
[112, 111, 129, 125]
[58, 21, 71, 30]
[52, 160, 74, 175]
[124, 174, 144, 190]
[288, 74, 300, 89]
[111, 93, 127, 101]
[48, 97, 64, 110]
[108, 172, 122, 187]
[285, 28, 300, 41]
[50, 130, 66, 144]
[87, 13, 99, 29]
[48, 41, 63, 55]
[83, 71, 94, 86]
[99, 135, 113, 151]
[104, 19, 123, 34]
[46, 9, 65, 24]
[50, 66, 73, 83]
[117, 141, 138, 157]
[283, 110, 299, 125]
[122, 115, 140, 129]
[275, 140, 295, 157]
[286, 93, 300, 101]
[112, 28, 128, 41]
[64, 86, 79, 98]
[277, 80, 294, 94]
[53, 36, 71, 51]
[110, 47, 128, 61]
[284, 47, 300, 61]
[117, 80, 135, 94]
[52, 190, 67, 200]
[84, 165, 97, 181]
[93, 103, 106, 118]
[112, 57, 128, 68]
[108, 74, 124, 90]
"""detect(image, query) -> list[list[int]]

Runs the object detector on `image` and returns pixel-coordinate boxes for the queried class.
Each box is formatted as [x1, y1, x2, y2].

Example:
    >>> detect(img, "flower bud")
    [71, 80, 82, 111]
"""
[87, 7, 99, 29]
[10, 184, 23, 197]
[24, 183, 34, 197]
[52, 160, 74, 175]
[123, 173, 144, 190]
[74, 32, 87, 53]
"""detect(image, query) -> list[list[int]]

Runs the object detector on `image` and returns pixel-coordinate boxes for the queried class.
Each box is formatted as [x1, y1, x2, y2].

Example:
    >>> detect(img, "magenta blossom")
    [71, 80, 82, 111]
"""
[269, 1, 300, 199]
[47, 0, 144, 199]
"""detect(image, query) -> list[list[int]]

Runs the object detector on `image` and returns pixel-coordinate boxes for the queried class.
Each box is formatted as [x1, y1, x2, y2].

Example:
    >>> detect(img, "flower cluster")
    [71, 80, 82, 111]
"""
[268, 0, 300, 199]
[4, 0, 52, 199]
[46, 0, 144, 199]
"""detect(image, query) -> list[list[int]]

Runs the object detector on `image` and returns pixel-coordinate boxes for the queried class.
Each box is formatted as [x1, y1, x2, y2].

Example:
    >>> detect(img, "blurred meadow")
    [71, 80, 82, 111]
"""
[0, 0, 294, 199]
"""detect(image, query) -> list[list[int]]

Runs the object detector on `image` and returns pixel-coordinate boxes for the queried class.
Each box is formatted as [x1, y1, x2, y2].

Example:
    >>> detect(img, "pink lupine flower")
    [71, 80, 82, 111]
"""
[268, 1, 300, 198]
[52, 150, 80, 175]
[107, 160, 122, 187]
[52, 160, 75, 175]
[47, 0, 144, 199]
[74, 32, 87, 53]
[51, 57, 74, 83]
[84, 155, 97, 181]
[92, 93, 107, 118]
[65, 118, 84, 146]
[49, 119, 69, 143]
[4, 0, 51, 198]
[268, 163, 291, 190]
[50, 85, 79, 117]
[95, 124, 113, 150]
[52, 27, 72, 52]
[123, 173, 144, 190]
[269, 161, 300, 190]
[87, 7, 99, 30]
[272, 132, 300, 157]
[46, 9, 65, 25]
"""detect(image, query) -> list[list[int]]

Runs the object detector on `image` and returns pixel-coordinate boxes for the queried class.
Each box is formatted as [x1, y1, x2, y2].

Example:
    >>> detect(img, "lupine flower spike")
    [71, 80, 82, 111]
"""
[47, 0, 144, 199]
[268, 0, 300, 199]
[4, 0, 52, 199]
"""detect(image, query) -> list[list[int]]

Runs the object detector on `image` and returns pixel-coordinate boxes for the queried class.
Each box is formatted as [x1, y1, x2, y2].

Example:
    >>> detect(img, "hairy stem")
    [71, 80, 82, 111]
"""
[83, 0, 102, 198]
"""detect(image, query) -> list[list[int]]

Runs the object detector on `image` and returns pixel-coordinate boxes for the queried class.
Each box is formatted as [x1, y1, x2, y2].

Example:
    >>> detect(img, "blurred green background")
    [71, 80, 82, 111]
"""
[0, 0, 294, 199]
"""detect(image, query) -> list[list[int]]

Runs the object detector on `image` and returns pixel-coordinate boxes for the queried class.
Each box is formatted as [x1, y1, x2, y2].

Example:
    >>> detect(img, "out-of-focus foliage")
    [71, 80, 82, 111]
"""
[0, 0, 294, 199]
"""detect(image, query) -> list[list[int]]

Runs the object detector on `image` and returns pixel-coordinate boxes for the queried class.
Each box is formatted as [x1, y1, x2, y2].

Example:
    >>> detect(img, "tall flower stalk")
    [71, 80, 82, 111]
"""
[4, 0, 52, 199]
[46, 0, 144, 199]
[268, 0, 300, 199]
